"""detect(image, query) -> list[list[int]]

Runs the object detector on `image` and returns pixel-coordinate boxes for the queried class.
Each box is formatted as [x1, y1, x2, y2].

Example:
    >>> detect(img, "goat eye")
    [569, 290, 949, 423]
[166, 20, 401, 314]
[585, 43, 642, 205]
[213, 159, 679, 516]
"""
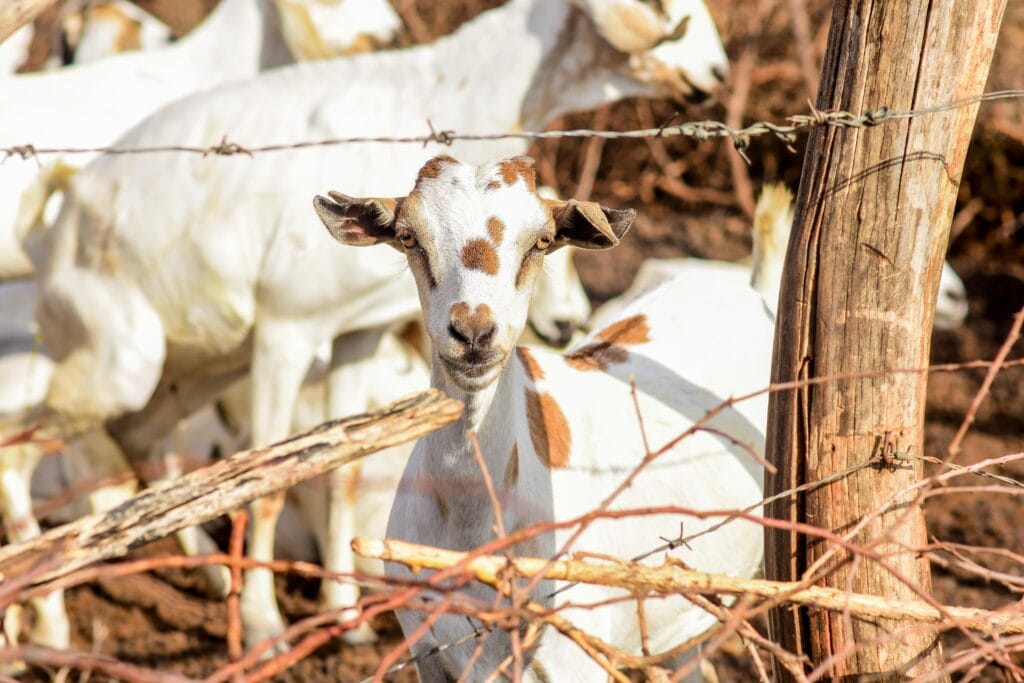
[535, 234, 553, 251]
[398, 231, 418, 249]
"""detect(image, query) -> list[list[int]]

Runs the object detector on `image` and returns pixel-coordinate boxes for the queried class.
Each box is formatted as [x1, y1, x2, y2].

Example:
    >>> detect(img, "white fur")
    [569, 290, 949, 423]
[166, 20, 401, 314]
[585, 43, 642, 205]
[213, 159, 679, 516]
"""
[594, 183, 969, 332]
[274, 0, 400, 59]
[23, 0, 727, 649]
[936, 262, 968, 330]
[24, 0, 729, 651]
[524, 187, 591, 347]
[0, 322, 66, 648]
[0, 23, 34, 74]
[65, 1, 173, 65]
[0, 0, 296, 280]
[319, 156, 770, 680]
[0, 278, 140, 649]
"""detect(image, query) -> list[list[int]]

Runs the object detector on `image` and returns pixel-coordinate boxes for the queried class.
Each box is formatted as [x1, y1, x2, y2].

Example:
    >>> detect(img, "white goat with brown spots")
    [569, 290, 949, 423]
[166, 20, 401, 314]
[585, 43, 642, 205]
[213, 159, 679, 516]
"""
[591, 183, 969, 331]
[315, 154, 772, 681]
[20, 0, 728, 651]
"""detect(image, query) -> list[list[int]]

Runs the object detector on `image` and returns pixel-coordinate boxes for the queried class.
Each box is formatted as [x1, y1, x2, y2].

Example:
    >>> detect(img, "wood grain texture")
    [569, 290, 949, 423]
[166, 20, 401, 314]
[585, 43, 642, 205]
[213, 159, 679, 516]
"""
[0, 390, 461, 597]
[0, 0, 57, 43]
[764, 1, 1006, 680]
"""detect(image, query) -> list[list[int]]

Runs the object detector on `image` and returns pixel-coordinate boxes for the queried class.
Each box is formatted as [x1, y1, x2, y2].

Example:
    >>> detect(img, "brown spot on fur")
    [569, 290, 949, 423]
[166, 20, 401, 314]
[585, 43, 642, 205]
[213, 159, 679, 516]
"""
[117, 18, 142, 52]
[516, 347, 545, 380]
[498, 158, 537, 191]
[487, 216, 505, 245]
[462, 238, 499, 275]
[564, 344, 628, 371]
[486, 180, 501, 191]
[398, 321, 429, 360]
[417, 154, 457, 181]
[597, 314, 650, 346]
[564, 314, 650, 371]
[525, 389, 571, 468]
[504, 444, 519, 488]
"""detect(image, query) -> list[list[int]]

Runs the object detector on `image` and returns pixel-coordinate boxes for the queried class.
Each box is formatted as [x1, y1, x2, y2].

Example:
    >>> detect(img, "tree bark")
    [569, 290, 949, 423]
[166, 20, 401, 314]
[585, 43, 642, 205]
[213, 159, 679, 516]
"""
[0, 0, 57, 44]
[764, 2, 1006, 680]
[0, 390, 461, 597]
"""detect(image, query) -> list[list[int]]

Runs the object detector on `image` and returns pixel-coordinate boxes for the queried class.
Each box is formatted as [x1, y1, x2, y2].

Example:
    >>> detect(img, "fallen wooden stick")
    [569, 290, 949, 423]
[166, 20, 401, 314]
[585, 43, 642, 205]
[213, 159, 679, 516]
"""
[0, 390, 461, 596]
[353, 536, 1024, 636]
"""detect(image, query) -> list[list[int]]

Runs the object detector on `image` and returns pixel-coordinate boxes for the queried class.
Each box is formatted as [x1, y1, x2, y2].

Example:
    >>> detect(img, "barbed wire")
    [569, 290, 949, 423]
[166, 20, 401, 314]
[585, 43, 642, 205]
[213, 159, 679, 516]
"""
[3, 89, 1023, 167]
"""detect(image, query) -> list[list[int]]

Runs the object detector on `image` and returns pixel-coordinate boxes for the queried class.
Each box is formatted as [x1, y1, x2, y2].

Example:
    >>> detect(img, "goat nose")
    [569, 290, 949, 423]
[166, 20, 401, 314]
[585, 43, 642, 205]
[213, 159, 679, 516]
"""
[553, 320, 575, 347]
[685, 86, 712, 105]
[449, 302, 496, 349]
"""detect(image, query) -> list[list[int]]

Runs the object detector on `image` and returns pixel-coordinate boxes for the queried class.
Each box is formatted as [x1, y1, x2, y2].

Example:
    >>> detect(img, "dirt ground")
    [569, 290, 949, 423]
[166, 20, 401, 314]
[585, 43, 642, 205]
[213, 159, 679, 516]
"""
[11, 1, 1024, 681]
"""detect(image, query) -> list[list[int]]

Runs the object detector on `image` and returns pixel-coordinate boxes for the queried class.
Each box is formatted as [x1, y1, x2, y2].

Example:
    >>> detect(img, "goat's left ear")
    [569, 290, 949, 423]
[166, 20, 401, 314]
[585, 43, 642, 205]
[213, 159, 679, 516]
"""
[313, 191, 401, 247]
[547, 199, 635, 250]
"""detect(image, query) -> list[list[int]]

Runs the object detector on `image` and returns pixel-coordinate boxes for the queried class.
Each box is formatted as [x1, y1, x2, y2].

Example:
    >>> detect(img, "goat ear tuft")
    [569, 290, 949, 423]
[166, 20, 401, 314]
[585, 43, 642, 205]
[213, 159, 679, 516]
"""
[313, 192, 400, 246]
[547, 199, 635, 250]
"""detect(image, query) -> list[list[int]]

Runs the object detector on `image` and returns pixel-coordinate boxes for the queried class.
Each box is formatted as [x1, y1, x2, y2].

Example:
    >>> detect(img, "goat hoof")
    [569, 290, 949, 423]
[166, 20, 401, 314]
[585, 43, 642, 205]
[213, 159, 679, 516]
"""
[243, 620, 289, 657]
[341, 620, 378, 645]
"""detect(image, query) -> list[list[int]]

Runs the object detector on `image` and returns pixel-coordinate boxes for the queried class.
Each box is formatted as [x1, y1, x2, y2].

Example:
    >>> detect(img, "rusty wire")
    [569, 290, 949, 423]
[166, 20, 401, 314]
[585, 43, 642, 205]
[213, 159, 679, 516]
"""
[2, 89, 1023, 166]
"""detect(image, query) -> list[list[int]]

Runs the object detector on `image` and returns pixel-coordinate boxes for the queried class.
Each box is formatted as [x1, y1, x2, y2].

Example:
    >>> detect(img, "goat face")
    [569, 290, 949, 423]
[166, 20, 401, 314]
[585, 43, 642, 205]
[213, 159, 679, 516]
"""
[575, 0, 729, 101]
[314, 155, 634, 392]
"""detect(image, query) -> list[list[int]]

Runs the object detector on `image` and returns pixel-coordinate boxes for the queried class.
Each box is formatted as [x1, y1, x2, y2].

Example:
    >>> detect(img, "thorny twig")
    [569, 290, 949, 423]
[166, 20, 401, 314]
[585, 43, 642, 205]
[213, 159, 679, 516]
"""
[945, 304, 1024, 463]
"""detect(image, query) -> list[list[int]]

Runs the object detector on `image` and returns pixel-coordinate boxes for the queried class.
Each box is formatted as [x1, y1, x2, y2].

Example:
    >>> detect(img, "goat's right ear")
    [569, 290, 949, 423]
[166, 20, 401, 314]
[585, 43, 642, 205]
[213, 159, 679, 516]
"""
[313, 191, 401, 246]
[546, 198, 635, 250]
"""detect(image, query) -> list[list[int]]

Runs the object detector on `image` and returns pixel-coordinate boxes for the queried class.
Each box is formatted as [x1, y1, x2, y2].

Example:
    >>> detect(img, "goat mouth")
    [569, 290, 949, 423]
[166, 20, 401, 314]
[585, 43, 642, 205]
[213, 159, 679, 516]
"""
[440, 354, 506, 387]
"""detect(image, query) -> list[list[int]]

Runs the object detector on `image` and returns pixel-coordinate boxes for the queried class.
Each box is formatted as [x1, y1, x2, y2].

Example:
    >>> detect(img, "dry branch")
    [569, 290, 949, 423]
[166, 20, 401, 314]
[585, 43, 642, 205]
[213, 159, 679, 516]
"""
[0, 390, 461, 595]
[354, 537, 1024, 637]
[0, 0, 57, 43]
[0, 645, 192, 683]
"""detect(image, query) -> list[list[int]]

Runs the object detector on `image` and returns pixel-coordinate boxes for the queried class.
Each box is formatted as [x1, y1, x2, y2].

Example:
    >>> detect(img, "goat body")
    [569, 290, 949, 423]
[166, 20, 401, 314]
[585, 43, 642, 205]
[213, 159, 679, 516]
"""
[0, 0, 297, 280]
[316, 154, 770, 680]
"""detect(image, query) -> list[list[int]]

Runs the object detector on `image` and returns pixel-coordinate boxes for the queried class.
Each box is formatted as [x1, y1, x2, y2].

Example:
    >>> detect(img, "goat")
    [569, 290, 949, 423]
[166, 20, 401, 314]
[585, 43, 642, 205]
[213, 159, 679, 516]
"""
[592, 183, 969, 331]
[0, 352, 68, 649]
[0, 0, 404, 281]
[590, 183, 794, 330]
[64, 1, 173, 65]
[0, 277, 139, 649]
[0, 0, 289, 280]
[21, 0, 729, 649]
[315, 153, 772, 680]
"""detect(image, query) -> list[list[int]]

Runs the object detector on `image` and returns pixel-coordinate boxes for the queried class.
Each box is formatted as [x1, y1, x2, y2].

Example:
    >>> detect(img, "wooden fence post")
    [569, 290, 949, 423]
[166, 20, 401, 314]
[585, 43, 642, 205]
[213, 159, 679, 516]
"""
[764, 2, 1006, 679]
